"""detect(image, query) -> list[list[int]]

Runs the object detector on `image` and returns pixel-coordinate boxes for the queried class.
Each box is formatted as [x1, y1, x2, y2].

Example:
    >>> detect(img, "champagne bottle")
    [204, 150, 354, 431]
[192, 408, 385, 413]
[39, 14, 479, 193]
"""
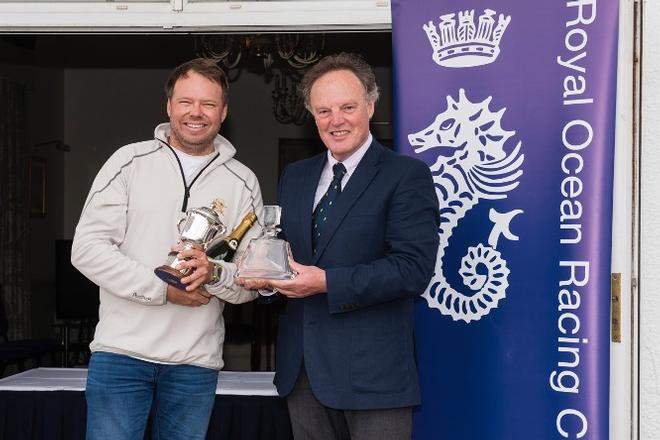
[206, 212, 257, 261]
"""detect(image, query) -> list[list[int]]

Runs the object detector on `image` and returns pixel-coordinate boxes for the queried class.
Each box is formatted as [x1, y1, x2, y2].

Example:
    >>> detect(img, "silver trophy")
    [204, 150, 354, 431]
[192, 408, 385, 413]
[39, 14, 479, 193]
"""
[236, 205, 296, 289]
[154, 201, 227, 290]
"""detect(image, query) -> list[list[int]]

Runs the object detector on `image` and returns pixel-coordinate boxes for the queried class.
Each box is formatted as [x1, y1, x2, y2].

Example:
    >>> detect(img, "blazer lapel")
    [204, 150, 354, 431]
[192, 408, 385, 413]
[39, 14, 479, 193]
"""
[298, 154, 327, 262]
[311, 142, 383, 264]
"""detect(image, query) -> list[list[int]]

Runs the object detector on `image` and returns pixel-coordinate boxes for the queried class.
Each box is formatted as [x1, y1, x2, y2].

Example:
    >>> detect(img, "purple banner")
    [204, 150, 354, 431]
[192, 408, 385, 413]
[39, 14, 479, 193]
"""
[392, 1, 618, 438]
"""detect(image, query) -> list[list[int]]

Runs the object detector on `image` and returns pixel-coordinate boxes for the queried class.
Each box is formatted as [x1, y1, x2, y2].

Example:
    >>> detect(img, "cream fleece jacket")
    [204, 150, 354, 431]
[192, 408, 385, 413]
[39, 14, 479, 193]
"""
[72, 123, 262, 369]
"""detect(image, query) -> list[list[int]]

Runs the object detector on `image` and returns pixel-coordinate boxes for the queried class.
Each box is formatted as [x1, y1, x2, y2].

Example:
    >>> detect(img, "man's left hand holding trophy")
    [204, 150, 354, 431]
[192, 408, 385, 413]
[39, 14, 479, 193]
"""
[154, 199, 226, 306]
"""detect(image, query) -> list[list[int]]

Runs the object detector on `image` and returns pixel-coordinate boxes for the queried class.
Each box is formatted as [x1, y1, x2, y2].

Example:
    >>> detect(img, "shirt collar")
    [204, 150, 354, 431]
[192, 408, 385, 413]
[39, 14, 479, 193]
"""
[325, 132, 373, 173]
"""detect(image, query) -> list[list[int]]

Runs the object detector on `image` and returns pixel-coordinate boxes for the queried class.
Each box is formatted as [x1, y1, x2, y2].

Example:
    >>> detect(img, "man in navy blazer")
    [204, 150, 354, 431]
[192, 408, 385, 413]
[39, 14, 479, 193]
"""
[237, 53, 439, 439]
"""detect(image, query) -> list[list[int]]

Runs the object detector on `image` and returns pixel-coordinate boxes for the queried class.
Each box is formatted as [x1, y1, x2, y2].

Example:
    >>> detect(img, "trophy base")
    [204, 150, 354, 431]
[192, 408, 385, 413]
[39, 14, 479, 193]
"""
[154, 265, 188, 291]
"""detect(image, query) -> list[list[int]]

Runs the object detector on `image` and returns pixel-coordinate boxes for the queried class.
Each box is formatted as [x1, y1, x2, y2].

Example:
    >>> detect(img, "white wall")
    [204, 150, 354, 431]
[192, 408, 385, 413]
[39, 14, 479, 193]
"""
[641, 0, 660, 438]
[611, 2, 635, 439]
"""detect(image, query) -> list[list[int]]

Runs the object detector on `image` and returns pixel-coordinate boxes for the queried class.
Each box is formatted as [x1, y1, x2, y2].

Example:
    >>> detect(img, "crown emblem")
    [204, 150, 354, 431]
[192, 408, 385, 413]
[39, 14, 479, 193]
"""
[423, 9, 511, 68]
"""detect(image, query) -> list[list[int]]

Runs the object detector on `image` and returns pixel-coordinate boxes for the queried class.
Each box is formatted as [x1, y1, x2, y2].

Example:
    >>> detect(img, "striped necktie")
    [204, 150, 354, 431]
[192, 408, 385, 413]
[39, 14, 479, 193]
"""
[312, 162, 346, 253]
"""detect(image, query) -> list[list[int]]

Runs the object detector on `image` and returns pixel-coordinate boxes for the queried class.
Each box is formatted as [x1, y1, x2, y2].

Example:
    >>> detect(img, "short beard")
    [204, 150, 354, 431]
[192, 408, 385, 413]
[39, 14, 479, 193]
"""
[169, 124, 216, 155]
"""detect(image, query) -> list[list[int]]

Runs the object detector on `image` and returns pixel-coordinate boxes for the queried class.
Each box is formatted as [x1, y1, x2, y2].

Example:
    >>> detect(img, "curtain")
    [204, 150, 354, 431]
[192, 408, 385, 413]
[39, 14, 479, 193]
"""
[0, 77, 30, 340]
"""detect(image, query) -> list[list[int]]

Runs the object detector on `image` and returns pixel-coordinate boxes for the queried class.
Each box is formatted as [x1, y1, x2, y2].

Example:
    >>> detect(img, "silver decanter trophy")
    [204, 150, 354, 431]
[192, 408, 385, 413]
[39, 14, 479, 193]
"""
[154, 200, 227, 290]
[236, 205, 296, 286]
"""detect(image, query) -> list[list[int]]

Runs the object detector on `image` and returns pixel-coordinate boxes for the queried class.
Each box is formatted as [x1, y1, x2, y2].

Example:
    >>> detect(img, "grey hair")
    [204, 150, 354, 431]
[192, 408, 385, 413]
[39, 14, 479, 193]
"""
[299, 52, 379, 111]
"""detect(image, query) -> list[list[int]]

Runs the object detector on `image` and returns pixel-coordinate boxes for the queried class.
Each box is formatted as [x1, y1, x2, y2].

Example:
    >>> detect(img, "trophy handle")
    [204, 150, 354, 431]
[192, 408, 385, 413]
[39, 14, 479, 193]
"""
[176, 215, 187, 234]
[205, 223, 227, 249]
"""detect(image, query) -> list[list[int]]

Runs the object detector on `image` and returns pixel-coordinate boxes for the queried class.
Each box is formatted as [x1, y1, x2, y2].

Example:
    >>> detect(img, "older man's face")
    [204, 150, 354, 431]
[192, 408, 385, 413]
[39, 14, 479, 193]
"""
[309, 69, 375, 162]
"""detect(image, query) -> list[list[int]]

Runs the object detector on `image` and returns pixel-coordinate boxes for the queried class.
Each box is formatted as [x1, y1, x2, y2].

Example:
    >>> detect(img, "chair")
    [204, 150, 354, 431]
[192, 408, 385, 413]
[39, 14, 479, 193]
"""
[0, 285, 62, 376]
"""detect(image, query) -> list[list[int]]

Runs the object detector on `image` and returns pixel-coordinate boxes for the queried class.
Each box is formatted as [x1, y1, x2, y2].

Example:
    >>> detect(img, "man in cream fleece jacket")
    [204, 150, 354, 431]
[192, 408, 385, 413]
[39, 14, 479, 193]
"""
[72, 58, 262, 440]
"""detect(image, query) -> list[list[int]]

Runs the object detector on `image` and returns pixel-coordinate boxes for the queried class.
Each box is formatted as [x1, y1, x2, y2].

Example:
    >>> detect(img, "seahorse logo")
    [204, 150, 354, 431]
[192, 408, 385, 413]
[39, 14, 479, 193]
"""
[408, 89, 524, 323]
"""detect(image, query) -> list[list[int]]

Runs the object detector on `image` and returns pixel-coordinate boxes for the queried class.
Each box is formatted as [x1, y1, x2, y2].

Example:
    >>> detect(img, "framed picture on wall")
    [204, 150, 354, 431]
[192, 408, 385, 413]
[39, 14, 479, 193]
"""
[29, 157, 46, 217]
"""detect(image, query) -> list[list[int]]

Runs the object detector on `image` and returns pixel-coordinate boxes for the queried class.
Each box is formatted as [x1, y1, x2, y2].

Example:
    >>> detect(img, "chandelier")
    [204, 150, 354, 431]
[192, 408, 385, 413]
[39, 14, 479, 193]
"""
[195, 34, 325, 125]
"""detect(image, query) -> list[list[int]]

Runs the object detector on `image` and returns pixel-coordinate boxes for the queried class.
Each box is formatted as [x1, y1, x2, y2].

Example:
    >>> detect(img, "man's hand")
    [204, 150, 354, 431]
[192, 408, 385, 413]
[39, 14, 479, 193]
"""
[174, 245, 215, 291]
[235, 260, 326, 298]
[166, 285, 212, 306]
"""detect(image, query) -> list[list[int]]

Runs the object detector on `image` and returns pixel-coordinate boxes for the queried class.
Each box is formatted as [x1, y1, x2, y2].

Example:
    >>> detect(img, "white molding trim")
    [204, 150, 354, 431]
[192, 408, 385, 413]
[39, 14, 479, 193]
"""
[0, 1, 392, 32]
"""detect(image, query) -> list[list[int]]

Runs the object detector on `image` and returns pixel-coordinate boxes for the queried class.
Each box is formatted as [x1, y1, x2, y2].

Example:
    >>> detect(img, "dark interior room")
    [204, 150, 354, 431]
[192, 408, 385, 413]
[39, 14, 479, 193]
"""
[0, 32, 393, 375]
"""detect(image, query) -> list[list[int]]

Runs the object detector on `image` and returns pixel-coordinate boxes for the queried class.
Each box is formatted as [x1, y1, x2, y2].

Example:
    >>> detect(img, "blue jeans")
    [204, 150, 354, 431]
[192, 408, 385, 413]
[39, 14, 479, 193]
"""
[85, 352, 218, 440]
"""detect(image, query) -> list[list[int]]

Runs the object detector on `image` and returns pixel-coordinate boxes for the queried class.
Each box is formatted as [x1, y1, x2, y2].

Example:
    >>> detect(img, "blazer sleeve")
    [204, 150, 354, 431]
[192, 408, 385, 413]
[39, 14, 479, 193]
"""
[324, 159, 439, 314]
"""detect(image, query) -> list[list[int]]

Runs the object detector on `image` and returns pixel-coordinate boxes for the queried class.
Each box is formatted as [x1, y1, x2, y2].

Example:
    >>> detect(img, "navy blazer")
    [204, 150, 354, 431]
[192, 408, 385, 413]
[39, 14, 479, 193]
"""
[274, 140, 440, 410]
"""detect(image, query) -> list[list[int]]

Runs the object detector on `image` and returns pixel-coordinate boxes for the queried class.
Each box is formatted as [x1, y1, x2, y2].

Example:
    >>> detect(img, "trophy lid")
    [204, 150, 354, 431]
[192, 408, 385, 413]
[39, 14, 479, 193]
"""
[262, 205, 282, 228]
[191, 206, 222, 224]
